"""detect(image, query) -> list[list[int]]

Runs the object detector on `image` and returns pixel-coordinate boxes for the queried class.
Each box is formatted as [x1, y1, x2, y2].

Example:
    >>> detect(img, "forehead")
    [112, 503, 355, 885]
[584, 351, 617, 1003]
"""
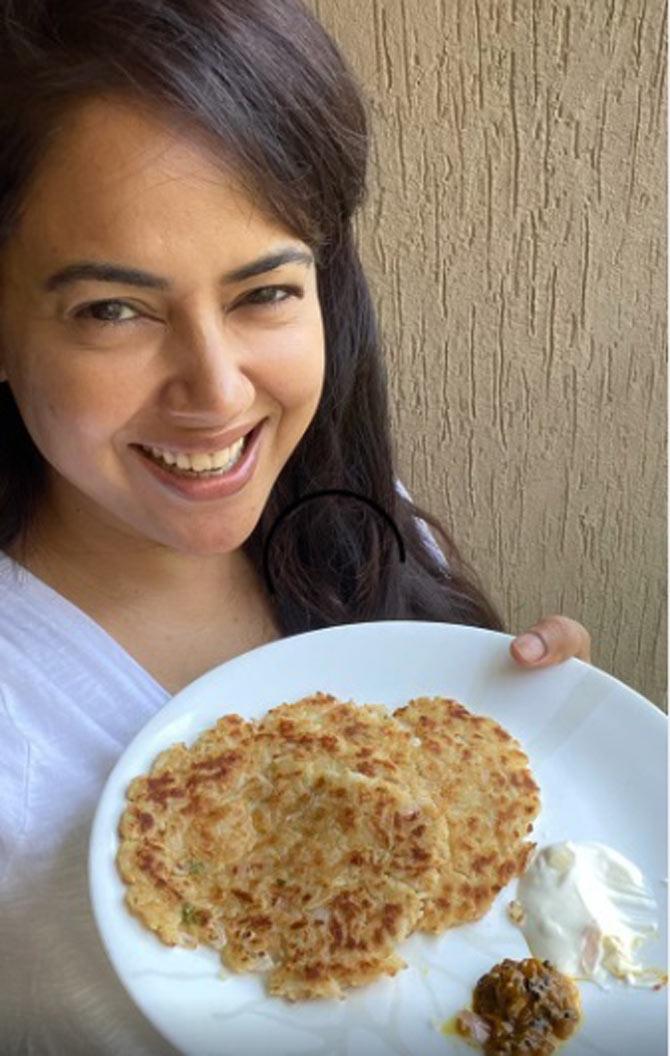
[12, 96, 289, 265]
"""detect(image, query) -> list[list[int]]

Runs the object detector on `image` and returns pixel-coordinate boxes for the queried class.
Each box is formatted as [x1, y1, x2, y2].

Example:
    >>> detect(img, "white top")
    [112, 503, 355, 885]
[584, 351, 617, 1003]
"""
[0, 489, 446, 1055]
[0, 552, 177, 1055]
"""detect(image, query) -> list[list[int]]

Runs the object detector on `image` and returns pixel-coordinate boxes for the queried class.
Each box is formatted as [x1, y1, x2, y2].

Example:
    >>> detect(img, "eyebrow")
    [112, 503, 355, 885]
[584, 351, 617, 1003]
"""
[42, 247, 314, 293]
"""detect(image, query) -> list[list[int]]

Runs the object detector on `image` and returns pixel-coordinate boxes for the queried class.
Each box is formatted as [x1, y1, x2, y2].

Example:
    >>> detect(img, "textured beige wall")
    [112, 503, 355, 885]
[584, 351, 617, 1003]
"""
[308, 0, 667, 707]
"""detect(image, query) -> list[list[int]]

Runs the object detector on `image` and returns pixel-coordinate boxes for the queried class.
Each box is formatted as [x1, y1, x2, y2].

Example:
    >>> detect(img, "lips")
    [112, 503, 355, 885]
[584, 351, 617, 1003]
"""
[131, 418, 265, 501]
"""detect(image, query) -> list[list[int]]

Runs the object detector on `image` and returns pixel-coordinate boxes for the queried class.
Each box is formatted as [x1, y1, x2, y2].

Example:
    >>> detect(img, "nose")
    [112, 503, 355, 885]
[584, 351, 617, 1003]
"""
[160, 319, 256, 425]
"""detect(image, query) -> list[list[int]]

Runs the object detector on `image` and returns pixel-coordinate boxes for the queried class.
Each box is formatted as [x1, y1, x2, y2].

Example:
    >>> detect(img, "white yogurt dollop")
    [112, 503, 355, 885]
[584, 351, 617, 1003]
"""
[513, 841, 666, 989]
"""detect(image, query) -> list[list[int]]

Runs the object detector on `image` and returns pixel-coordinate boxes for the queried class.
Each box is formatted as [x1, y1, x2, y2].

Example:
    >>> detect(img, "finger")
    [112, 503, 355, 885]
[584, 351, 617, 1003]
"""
[510, 615, 592, 667]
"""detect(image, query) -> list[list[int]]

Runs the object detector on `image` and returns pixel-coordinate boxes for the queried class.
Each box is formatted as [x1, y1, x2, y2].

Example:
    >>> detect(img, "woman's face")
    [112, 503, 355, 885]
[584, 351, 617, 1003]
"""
[0, 97, 325, 556]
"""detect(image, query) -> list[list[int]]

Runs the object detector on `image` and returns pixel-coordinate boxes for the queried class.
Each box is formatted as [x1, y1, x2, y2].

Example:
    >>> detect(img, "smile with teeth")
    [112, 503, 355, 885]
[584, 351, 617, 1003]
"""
[139, 434, 249, 476]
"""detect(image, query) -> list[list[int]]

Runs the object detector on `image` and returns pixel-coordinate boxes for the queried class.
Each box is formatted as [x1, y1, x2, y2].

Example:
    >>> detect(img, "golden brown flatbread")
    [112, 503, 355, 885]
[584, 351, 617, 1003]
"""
[117, 712, 259, 950]
[117, 693, 451, 999]
[393, 697, 541, 931]
[117, 692, 540, 1000]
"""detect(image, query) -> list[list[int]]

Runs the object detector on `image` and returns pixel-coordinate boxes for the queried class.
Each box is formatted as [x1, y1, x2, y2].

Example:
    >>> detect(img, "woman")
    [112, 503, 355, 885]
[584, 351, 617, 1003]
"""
[0, 1, 590, 1052]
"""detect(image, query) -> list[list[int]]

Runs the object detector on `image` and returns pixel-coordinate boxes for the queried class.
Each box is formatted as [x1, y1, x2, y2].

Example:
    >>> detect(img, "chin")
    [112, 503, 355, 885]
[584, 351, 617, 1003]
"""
[160, 519, 257, 557]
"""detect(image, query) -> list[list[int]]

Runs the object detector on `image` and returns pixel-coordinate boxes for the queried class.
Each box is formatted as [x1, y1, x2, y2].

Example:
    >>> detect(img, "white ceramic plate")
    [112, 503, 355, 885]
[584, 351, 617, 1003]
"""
[89, 621, 668, 1056]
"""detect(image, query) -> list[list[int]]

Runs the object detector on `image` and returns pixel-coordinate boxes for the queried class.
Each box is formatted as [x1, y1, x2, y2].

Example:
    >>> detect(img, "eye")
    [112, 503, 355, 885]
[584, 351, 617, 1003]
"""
[72, 299, 140, 326]
[239, 285, 303, 310]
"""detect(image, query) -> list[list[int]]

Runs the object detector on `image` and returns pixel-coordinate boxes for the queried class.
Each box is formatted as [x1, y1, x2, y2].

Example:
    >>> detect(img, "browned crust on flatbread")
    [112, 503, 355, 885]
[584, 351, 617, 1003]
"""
[117, 693, 452, 999]
[117, 713, 259, 949]
[393, 697, 541, 931]
[117, 692, 540, 998]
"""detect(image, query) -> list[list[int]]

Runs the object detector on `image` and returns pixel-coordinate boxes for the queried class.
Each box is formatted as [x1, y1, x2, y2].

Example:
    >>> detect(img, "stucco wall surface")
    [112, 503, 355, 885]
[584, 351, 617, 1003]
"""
[309, 0, 667, 707]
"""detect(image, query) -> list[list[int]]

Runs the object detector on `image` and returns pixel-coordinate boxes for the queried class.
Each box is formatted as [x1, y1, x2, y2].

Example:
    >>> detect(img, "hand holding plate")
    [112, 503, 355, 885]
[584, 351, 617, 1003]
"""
[510, 615, 592, 667]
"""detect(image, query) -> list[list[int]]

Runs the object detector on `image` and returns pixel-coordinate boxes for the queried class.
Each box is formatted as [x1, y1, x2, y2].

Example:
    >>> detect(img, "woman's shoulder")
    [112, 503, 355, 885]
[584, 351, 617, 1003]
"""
[0, 551, 54, 660]
[0, 551, 168, 747]
[0, 549, 59, 616]
[0, 548, 31, 591]
[0, 549, 85, 666]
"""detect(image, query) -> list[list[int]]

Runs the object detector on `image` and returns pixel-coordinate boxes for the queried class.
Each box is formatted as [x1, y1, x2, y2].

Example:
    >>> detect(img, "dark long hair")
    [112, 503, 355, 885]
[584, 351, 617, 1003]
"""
[0, 0, 503, 633]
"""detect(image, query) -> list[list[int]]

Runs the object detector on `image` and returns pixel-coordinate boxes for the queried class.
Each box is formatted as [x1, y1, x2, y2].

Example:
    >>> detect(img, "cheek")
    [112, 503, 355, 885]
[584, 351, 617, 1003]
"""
[9, 354, 136, 461]
[256, 318, 325, 413]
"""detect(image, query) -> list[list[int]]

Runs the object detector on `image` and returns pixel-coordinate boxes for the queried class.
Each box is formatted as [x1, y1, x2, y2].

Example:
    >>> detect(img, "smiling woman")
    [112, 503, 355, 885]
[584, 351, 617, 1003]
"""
[1, 95, 328, 563]
[0, 1, 510, 1053]
[0, 0, 501, 646]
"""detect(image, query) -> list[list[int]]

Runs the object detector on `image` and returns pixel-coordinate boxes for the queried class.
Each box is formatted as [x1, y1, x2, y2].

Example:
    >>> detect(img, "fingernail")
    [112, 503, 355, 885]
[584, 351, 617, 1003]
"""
[514, 633, 547, 662]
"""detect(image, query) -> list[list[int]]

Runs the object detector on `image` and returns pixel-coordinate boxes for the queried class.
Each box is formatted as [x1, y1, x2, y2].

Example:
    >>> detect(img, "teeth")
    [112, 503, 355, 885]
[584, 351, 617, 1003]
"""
[145, 435, 247, 474]
[211, 448, 234, 470]
[190, 453, 212, 472]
